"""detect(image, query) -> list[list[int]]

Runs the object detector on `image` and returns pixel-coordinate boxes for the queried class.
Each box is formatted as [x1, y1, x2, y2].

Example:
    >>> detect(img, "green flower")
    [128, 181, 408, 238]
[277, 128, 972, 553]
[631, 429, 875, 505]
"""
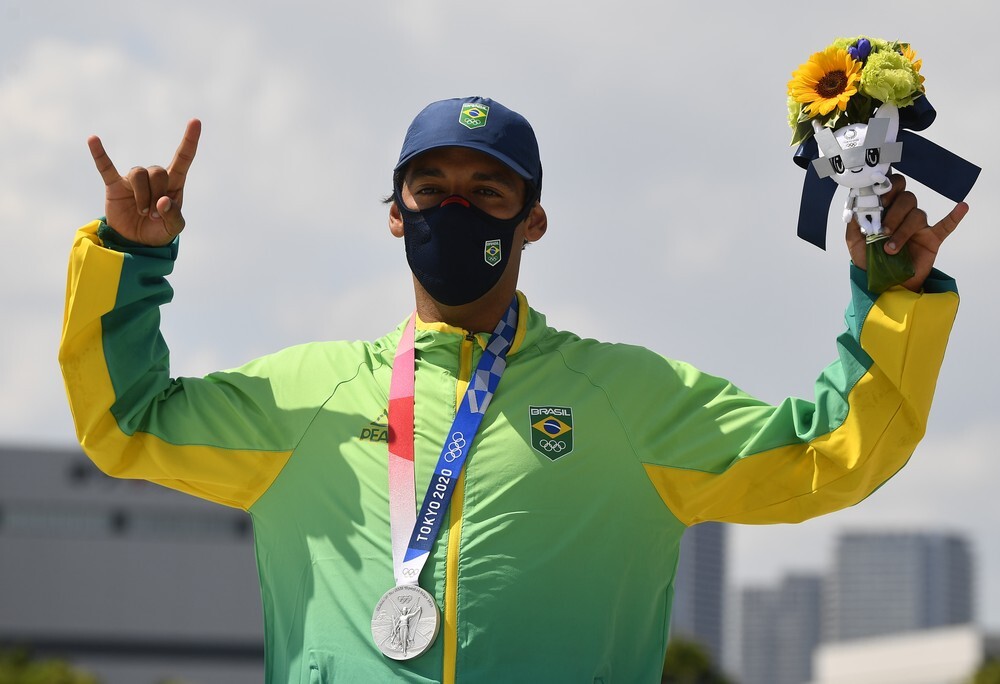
[860, 50, 922, 106]
[788, 97, 815, 146]
[787, 96, 802, 129]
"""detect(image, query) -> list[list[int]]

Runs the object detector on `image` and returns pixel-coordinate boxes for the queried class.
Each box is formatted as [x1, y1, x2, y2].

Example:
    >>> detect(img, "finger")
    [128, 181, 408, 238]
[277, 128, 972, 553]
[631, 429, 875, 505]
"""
[87, 135, 124, 187]
[128, 167, 152, 216]
[845, 220, 867, 269]
[931, 201, 969, 242]
[879, 173, 906, 208]
[882, 190, 917, 234]
[845, 210, 863, 242]
[167, 118, 202, 193]
[156, 196, 185, 238]
[147, 166, 169, 218]
[885, 206, 927, 254]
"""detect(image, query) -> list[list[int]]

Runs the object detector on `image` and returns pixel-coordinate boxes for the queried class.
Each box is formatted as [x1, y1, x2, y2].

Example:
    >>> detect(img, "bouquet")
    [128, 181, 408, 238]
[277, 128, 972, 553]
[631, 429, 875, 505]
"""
[788, 37, 925, 293]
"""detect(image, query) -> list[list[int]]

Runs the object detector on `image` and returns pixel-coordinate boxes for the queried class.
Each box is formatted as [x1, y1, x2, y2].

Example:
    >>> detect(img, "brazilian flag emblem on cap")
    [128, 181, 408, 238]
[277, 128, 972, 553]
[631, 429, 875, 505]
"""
[459, 103, 489, 130]
[529, 406, 574, 460]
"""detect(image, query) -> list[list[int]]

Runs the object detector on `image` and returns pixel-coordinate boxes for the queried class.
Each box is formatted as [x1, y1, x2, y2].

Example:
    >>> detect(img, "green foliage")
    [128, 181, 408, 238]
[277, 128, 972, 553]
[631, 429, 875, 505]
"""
[0, 649, 101, 684]
[788, 97, 815, 147]
[661, 638, 733, 684]
[832, 35, 897, 55]
[865, 235, 915, 293]
[973, 659, 1000, 684]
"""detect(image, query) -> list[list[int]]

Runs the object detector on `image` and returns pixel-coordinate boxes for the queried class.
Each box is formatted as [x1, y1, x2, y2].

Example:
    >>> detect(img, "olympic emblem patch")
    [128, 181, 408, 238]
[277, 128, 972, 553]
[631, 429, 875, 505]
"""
[459, 103, 489, 130]
[529, 406, 574, 460]
[484, 239, 502, 266]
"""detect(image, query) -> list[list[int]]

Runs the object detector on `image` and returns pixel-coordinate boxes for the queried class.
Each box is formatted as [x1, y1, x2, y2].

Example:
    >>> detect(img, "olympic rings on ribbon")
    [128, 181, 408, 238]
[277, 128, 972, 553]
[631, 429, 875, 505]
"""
[444, 432, 466, 462]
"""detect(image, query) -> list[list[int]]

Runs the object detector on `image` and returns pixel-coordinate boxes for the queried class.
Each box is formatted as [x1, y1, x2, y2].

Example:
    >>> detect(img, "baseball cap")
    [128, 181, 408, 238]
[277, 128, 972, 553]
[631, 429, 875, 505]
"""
[394, 96, 543, 195]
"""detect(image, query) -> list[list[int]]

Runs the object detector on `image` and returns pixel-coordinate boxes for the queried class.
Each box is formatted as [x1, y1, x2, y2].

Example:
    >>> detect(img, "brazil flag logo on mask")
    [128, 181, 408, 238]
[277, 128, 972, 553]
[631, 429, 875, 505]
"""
[484, 239, 502, 267]
[459, 103, 489, 130]
[529, 406, 574, 460]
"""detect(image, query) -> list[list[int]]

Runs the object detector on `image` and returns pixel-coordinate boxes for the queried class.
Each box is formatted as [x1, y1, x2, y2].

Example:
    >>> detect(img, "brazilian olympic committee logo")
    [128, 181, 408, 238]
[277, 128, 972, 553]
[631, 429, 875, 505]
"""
[529, 406, 574, 460]
[484, 239, 502, 267]
[459, 103, 489, 130]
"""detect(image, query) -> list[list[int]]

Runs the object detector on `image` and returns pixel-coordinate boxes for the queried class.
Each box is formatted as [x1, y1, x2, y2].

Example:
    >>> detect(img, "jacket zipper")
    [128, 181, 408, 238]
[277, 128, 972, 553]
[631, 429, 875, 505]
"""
[443, 332, 475, 684]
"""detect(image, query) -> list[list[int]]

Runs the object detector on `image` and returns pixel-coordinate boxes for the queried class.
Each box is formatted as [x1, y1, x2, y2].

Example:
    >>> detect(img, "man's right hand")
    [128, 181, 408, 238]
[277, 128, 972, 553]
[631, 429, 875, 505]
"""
[87, 119, 201, 246]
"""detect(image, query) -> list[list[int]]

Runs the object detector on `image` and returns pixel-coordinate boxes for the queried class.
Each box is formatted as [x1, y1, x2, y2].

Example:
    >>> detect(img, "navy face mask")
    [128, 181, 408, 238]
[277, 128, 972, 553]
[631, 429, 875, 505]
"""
[395, 190, 533, 306]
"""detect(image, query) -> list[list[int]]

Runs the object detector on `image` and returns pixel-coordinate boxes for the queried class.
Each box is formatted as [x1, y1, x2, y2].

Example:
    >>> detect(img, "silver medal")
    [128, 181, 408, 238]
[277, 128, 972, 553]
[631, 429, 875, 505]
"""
[371, 584, 440, 660]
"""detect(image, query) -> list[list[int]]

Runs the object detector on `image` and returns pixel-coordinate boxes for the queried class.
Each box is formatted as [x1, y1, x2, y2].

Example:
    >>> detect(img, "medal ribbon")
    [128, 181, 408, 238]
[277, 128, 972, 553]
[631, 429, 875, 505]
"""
[387, 298, 518, 587]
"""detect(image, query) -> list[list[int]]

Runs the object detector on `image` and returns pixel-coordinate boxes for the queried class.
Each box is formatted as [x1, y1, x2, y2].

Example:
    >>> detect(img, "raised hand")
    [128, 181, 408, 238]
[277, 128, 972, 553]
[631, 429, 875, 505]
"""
[88, 119, 202, 246]
[846, 173, 968, 292]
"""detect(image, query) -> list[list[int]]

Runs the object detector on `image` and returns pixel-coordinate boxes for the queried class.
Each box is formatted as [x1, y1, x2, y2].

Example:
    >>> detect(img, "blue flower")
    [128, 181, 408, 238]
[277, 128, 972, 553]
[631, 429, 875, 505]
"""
[848, 38, 872, 63]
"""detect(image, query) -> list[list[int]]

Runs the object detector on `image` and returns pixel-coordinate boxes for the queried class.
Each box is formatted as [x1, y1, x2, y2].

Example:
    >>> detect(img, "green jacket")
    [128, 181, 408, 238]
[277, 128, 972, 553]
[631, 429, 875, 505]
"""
[59, 219, 959, 683]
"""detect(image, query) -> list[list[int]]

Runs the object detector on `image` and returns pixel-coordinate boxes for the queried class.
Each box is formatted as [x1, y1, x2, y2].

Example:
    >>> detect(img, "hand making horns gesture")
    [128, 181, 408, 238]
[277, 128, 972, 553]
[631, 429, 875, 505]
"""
[87, 119, 202, 246]
[846, 173, 968, 292]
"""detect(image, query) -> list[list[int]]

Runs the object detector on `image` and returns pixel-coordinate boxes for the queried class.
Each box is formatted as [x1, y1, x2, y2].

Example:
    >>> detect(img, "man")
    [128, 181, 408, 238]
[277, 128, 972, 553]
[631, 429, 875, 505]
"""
[60, 97, 964, 683]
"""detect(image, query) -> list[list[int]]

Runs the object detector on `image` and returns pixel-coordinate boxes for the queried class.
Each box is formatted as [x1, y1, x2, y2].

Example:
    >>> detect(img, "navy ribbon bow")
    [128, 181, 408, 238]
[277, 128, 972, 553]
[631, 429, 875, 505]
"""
[793, 96, 981, 249]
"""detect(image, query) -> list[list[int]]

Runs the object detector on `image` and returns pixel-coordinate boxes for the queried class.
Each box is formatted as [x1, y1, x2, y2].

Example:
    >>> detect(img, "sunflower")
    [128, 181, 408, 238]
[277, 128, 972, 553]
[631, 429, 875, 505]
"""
[788, 46, 862, 117]
[901, 43, 926, 91]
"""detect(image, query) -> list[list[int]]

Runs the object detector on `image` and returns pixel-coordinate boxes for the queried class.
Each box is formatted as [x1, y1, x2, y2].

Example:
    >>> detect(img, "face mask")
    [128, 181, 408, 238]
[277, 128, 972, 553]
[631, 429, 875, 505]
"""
[396, 190, 533, 306]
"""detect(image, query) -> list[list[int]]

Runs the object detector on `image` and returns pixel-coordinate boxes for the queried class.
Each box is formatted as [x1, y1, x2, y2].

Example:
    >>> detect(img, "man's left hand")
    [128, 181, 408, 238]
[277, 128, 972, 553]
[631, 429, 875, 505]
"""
[847, 173, 968, 292]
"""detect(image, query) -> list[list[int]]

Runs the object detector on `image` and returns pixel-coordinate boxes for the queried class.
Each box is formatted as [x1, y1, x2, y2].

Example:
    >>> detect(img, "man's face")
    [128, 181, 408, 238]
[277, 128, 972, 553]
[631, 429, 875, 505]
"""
[398, 146, 527, 219]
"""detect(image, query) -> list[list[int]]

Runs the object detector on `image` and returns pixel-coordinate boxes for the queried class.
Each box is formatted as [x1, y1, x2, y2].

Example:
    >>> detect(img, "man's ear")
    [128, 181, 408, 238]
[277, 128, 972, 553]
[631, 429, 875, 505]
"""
[523, 203, 547, 243]
[388, 200, 404, 238]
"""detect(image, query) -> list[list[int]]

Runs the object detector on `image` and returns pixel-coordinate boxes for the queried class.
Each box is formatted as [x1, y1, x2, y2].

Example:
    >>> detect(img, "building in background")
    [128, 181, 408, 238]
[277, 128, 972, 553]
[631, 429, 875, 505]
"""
[824, 530, 974, 642]
[739, 573, 823, 684]
[732, 529, 977, 684]
[0, 445, 263, 684]
[810, 624, 999, 684]
[670, 521, 727, 665]
[738, 585, 777, 684]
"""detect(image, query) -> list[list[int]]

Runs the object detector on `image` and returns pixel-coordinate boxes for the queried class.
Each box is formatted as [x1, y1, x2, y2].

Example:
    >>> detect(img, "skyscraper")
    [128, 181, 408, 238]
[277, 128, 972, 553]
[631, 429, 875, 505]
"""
[738, 573, 823, 684]
[738, 585, 777, 684]
[824, 530, 974, 641]
[670, 521, 727, 664]
[773, 574, 823, 684]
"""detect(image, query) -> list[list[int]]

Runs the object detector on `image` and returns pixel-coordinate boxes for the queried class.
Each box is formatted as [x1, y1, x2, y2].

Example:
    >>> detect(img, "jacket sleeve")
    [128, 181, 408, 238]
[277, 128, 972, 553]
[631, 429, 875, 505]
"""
[636, 264, 959, 526]
[58, 220, 321, 510]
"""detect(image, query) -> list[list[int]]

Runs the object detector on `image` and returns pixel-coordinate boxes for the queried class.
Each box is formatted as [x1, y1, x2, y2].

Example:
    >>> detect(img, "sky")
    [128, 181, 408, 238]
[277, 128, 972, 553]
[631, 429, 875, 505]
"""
[2, 0, 998, 630]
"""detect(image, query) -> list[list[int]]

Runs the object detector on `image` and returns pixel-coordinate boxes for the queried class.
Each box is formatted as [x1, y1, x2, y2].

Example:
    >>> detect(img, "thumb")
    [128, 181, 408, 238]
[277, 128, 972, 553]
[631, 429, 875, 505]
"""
[157, 196, 186, 238]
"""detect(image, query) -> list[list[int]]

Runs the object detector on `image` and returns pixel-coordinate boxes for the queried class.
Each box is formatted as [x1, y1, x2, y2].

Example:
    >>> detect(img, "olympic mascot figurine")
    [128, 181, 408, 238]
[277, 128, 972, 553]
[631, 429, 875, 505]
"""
[812, 102, 913, 291]
[812, 103, 901, 236]
[787, 37, 979, 293]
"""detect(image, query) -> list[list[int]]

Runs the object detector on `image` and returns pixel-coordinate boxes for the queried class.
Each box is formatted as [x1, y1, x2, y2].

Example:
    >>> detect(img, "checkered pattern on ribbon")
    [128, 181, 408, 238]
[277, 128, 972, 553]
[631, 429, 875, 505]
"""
[398, 296, 521, 568]
[467, 300, 518, 415]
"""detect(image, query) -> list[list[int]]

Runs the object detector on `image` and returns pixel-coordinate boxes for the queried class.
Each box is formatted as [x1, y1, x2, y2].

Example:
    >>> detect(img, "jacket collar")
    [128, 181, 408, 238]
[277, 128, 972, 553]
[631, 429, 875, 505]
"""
[410, 290, 534, 357]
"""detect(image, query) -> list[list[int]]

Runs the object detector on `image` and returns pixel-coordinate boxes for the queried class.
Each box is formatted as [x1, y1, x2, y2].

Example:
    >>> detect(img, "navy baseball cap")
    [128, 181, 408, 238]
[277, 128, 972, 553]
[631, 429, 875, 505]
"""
[394, 96, 542, 195]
